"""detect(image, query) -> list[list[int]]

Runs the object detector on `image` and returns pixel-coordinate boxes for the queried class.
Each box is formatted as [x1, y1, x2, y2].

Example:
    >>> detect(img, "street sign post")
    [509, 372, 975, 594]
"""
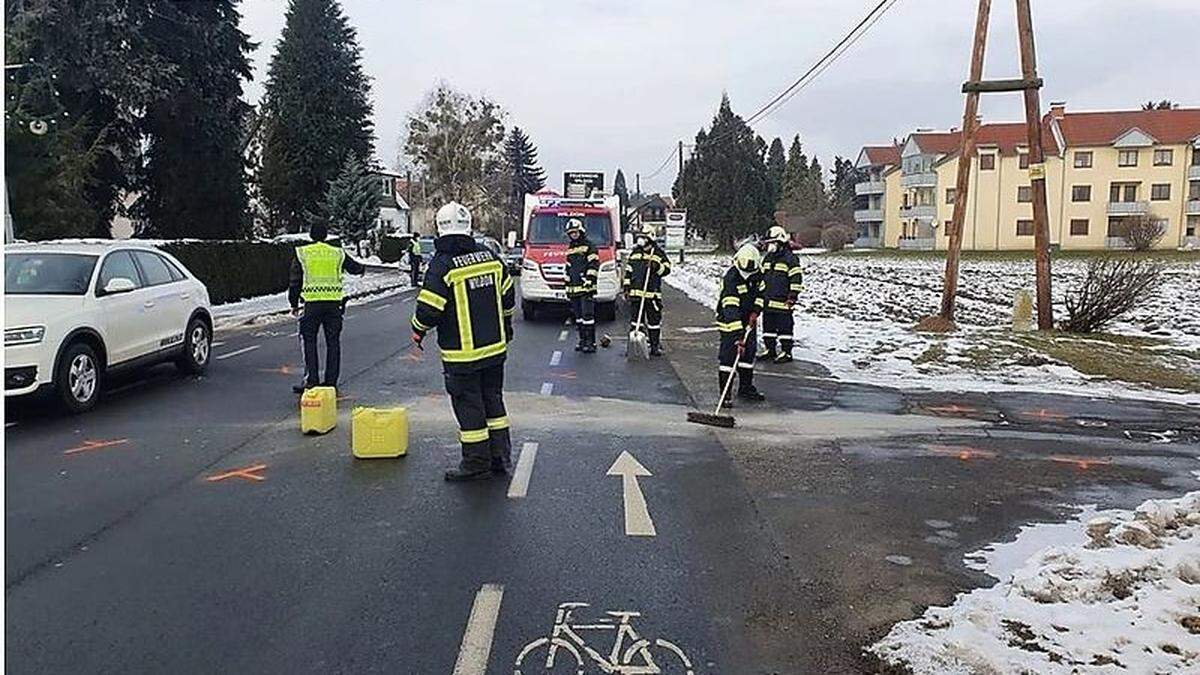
[563, 171, 604, 199]
[664, 210, 686, 252]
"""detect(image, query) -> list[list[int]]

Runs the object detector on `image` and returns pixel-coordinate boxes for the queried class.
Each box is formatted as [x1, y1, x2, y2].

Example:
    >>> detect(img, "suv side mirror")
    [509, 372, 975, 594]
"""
[506, 231, 518, 248]
[622, 233, 634, 249]
[102, 277, 137, 295]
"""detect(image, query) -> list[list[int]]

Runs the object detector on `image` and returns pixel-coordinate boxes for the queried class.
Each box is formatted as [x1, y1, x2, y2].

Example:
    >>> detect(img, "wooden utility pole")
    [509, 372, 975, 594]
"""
[931, 0, 1054, 330]
[678, 140, 684, 177]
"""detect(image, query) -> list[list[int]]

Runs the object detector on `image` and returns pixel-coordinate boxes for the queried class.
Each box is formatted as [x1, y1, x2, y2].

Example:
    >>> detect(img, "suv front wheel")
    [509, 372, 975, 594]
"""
[176, 317, 211, 375]
[56, 342, 102, 413]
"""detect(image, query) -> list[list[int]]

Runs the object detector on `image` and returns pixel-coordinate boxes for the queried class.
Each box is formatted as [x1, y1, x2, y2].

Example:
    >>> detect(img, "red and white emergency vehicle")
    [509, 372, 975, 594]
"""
[519, 191, 622, 321]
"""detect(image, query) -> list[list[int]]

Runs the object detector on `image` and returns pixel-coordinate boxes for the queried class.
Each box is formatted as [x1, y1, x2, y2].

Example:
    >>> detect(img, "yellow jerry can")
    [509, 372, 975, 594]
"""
[352, 406, 408, 459]
[300, 386, 338, 435]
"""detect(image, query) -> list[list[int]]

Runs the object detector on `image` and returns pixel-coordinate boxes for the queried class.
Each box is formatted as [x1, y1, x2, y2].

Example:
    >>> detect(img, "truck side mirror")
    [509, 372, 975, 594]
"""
[506, 231, 517, 249]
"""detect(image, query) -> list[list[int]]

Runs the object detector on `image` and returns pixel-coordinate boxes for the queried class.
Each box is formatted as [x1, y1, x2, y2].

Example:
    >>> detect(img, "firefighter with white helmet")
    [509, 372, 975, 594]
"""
[412, 201, 517, 481]
[760, 225, 803, 362]
[715, 243, 766, 403]
[564, 217, 600, 353]
[623, 224, 671, 356]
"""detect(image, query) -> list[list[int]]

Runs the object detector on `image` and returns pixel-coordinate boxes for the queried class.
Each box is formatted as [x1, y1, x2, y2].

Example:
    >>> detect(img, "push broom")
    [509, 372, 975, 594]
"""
[687, 312, 757, 428]
[626, 264, 654, 360]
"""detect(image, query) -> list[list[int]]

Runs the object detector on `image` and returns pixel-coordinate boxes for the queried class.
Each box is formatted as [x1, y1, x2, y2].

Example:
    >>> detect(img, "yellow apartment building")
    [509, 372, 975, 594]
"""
[854, 104, 1200, 250]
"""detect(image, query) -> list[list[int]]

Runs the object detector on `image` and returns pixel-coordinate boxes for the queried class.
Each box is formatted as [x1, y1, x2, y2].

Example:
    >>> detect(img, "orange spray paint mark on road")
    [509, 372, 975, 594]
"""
[64, 438, 130, 455]
[924, 404, 978, 416]
[1049, 455, 1113, 470]
[1020, 408, 1068, 421]
[550, 371, 577, 380]
[206, 463, 267, 483]
[927, 444, 997, 460]
[258, 365, 296, 376]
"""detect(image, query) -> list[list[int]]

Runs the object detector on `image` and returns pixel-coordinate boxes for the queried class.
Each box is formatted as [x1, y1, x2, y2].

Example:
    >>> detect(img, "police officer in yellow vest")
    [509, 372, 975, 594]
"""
[289, 222, 365, 393]
[411, 202, 517, 482]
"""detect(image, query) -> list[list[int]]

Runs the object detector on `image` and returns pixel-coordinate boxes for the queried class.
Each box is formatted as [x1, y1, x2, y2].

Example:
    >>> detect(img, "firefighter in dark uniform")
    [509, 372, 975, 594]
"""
[716, 244, 766, 403]
[565, 217, 599, 353]
[289, 221, 365, 393]
[760, 225, 803, 363]
[411, 202, 517, 482]
[623, 224, 671, 356]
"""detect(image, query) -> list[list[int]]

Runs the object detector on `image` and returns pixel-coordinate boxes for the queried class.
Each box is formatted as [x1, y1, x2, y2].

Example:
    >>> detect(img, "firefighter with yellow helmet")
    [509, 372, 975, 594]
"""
[411, 202, 517, 481]
[564, 217, 600, 353]
[623, 224, 671, 356]
[715, 243, 766, 403]
[760, 225, 803, 363]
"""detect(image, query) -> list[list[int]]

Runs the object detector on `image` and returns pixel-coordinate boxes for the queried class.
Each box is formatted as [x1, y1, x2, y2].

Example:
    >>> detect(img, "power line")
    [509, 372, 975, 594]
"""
[641, 145, 678, 180]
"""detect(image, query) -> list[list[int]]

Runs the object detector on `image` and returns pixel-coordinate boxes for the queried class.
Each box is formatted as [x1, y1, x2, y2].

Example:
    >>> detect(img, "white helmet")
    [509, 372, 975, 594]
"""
[436, 201, 472, 236]
[733, 244, 762, 277]
[766, 225, 789, 243]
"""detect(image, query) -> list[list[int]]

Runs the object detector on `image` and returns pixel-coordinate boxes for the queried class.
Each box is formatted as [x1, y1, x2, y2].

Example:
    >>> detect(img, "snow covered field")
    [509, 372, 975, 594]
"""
[665, 252, 1200, 403]
[869, 486, 1200, 674]
[211, 271, 409, 330]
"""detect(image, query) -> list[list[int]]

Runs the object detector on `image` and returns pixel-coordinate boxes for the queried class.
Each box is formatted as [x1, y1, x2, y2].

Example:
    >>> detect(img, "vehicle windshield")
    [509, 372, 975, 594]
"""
[420, 239, 435, 254]
[527, 213, 613, 246]
[5, 253, 98, 295]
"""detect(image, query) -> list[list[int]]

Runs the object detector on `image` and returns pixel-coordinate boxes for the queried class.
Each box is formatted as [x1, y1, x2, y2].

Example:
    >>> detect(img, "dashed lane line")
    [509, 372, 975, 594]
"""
[558, 329, 568, 341]
[549, 351, 562, 366]
[507, 442, 538, 498]
[452, 584, 505, 675]
[215, 345, 260, 360]
[210, 340, 226, 348]
[540, 382, 554, 396]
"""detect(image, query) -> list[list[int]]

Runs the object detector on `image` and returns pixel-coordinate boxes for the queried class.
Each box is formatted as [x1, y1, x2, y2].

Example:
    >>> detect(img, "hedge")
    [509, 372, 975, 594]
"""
[157, 240, 298, 305]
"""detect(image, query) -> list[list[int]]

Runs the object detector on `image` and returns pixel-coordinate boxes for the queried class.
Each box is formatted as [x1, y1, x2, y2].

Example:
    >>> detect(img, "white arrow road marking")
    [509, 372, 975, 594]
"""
[549, 351, 562, 366]
[507, 442, 538, 498]
[453, 583, 504, 675]
[539, 382, 554, 396]
[607, 451, 656, 537]
[215, 345, 260, 360]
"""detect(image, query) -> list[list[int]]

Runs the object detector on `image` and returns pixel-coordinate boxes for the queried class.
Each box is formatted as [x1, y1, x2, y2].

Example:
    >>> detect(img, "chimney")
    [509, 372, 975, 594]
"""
[1049, 101, 1066, 119]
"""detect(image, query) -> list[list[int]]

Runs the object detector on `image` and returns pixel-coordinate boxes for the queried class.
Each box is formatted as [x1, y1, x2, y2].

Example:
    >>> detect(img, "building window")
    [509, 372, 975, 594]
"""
[1017, 186, 1032, 203]
[1118, 149, 1139, 167]
[979, 153, 996, 170]
[945, 188, 956, 204]
[1107, 218, 1128, 237]
[1151, 183, 1171, 201]
[1187, 215, 1198, 237]
[380, 178, 391, 195]
[1109, 183, 1139, 203]
[1016, 219, 1034, 236]
[1018, 153, 1030, 170]
[1074, 151, 1093, 168]
[1193, 151, 1200, 167]
[1191, 182, 1200, 200]
[1071, 185, 1092, 202]
[1153, 149, 1173, 166]
[1069, 219, 1089, 236]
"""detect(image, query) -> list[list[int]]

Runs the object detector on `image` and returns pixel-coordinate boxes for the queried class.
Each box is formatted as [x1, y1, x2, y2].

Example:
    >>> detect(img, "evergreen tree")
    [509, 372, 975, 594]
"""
[134, 0, 254, 239]
[808, 157, 828, 208]
[781, 135, 816, 214]
[502, 127, 546, 231]
[613, 169, 630, 231]
[320, 155, 380, 254]
[671, 95, 774, 249]
[765, 137, 786, 204]
[828, 156, 859, 210]
[260, 0, 374, 233]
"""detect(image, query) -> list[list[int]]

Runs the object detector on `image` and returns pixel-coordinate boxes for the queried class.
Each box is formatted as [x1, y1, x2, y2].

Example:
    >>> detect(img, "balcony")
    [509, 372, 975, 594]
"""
[854, 208, 884, 223]
[898, 237, 935, 250]
[1106, 200, 1149, 216]
[900, 205, 937, 220]
[901, 172, 938, 188]
[855, 180, 886, 196]
[853, 236, 881, 249]
[1105, 237, 1132, 250]
[1187, 199, 1200, 215]
[1189, 165, 1200, 180]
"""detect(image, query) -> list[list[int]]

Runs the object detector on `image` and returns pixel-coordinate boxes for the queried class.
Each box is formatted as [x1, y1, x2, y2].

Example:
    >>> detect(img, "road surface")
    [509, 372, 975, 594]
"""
[7, 278, 1200, 673]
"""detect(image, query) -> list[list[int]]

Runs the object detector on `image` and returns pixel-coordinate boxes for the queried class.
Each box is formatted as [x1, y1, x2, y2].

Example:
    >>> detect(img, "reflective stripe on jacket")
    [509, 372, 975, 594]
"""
[296, 242, 345, 302]
[762, 247, 802, 309]
[566, 238, 600, 297]
[623, 243, 671, 299]
[715, 267, 764, 333]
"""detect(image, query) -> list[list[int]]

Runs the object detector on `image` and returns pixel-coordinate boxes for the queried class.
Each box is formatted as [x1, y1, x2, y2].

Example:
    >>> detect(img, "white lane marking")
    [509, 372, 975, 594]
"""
[210, 340, 226, 348]
[606, 451, 656, 537]
[558, 330, 568, 341]
[5, 421, 17, 428]
[679, 326, 719, 334]
[540, 382, 554, 396]
[507, 442, 538, 498]
[373, 303, 393, 312]
[549, 351, 562, 366]
[215, 345, 260, 360]
[452, 583, 505, 675]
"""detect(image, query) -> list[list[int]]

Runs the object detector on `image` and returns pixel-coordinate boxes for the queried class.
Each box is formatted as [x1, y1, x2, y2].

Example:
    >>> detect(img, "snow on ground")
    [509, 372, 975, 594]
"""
[869, 489, 1200, 674]
[211, 272, 409, 331]
[665, 252, 1200, 403]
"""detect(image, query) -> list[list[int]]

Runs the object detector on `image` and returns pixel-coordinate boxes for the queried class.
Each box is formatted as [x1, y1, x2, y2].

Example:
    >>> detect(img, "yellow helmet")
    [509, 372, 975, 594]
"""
[733, 244, 762, 275]
[767, 225, 789, 243]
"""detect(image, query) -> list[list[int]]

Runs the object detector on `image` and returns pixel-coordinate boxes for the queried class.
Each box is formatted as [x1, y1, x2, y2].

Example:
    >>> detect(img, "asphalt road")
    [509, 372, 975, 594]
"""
[6, 280, 1200, 674]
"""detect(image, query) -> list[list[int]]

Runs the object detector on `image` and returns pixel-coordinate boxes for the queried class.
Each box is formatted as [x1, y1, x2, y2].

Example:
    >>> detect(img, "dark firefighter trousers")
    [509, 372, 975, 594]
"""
[629, 297, 662, 348]
[762, 309, 794, 354]
[408, 252, 422, 288]
[718, 324, 757, 392]
[570, 295, 596, 346]
[299, 300, 344, 387]
[444, 361, 512, 472]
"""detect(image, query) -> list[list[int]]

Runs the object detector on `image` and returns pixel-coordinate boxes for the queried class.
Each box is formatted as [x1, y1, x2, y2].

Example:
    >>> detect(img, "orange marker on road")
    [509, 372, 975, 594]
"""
[923, 404, 978, 416]
[1020, 408, 1068, 421]
[206, 463, 267, 483]
[64, 438, 130, 455]
[927, 444, 997, 460]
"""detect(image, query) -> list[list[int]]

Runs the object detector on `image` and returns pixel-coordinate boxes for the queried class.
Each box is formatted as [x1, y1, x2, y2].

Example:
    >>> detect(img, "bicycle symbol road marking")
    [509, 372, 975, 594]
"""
[514, 602, 696, 674]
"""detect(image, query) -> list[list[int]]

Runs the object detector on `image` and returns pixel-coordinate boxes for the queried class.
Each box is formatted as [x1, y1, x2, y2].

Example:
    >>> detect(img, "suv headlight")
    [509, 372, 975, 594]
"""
[522, 259, 539, 272]
[5, 325, 45, 346]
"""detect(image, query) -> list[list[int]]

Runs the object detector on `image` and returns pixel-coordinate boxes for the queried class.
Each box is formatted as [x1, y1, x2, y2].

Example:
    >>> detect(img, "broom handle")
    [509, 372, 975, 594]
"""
[712, 314, 756, 415]
[632, 253, 653, 330]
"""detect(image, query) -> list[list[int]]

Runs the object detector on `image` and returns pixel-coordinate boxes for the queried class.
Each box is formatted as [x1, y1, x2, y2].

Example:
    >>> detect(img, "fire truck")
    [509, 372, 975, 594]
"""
[519, 190, 622, 321]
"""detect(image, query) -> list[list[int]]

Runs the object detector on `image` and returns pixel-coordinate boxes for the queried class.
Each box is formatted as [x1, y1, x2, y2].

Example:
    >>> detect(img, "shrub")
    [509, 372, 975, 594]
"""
[795, 226, 822, 248]
[820, 226, 853, 251]
[1060, 258, 1162, 333]
[1122, 215, 1167, 251]
[379, 235, 405, 264]
[157, 240, 298, 305]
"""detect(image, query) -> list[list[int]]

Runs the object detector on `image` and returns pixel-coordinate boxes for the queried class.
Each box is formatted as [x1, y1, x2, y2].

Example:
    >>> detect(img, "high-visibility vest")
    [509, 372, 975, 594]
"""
[296, 242, 345, 302]
[410, 238, 421, 254]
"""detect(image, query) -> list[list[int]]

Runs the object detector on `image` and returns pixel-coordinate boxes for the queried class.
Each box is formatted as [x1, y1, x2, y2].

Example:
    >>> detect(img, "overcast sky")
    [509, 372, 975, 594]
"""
[239, 0, 1200, 195]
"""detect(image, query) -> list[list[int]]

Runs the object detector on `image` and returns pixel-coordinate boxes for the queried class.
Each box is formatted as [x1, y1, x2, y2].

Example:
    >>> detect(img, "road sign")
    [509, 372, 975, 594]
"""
[664, 210, 686, 251]
[564, 171, 604, 199]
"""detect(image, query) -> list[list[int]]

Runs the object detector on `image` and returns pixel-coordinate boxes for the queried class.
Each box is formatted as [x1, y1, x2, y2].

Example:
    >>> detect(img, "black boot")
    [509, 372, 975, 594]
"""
[761, 341, 777, 362]
[718, 371, 736, 409]
[444, 467, 493, 482]
[737, 369, 766, 402]
[649, 331, 663, 357]
[774, 352, 793, 364]
[581, 326, 597, 353]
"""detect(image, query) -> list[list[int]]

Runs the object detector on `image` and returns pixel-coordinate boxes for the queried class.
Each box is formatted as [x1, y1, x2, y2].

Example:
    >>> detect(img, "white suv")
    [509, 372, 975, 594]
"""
[5, 241, 214, 413]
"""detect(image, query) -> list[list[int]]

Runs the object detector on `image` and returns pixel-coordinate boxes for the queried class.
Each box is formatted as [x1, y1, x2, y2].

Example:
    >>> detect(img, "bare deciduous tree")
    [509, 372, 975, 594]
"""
[1060, 258, 1162, 333]
[1122, 214, 1167, 251]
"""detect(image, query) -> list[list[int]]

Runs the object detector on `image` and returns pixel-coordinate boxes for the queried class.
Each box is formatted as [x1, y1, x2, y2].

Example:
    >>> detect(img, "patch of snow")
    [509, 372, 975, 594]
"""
[869, 490, 1200, 674]
[211, 272, 409, 331]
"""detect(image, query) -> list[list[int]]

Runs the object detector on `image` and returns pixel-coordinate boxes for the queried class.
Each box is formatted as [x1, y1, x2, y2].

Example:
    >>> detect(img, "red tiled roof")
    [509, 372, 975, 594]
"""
[915, 121, 1058, 160]
[909, 131, 962, 155]
[1055, 108, 1200, 147]
[862, 145, 900, 165]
